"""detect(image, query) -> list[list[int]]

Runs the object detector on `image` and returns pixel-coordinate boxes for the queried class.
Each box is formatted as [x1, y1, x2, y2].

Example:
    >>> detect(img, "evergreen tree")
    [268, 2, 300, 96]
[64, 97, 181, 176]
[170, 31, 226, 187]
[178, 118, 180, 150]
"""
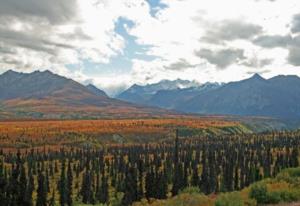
[18, 164, 27, 203]
[157, 169, 168, 199]
[66, 160, 73, 206]
[291, 148, 299, 167]
[200, 150, 210, 194]
[145, 168, 155, 199]
[81, 171, 94, 204]
[7, 164, 20, 206]
[122, 167, 138, 206]
[137, 159, 144, 199]
[59, 160, 67, 206]
[36, 171, 47, 206]
[171, 129, 180, 196]
[191, 163, 199, 187]
[0, 159, 8, 205]
[25, 171, 34, 206]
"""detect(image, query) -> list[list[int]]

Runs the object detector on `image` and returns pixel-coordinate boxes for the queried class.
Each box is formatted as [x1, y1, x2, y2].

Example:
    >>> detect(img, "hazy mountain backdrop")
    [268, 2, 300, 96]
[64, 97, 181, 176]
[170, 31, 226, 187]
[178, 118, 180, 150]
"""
[118, 74, 300, 119]
[1, 70, 300, 119]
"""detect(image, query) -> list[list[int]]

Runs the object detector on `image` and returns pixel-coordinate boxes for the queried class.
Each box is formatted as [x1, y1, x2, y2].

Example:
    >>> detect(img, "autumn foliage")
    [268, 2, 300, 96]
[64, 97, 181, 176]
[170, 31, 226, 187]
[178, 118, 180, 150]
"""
[0, 118, 237, 152]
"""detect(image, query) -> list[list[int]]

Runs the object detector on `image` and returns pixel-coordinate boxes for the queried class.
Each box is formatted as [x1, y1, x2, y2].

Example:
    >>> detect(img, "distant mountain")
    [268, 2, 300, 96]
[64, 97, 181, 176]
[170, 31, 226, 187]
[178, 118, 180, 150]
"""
[147, 82, 222, 109]
[117, 73, 300, 119]
[0, 70, 177, 119]
[3, 70, 300, 119]
[117, 80, 221, 109]
[117, 79, 201, 105]
[86, 84, 107, 97]
[180, 74, 300, 118]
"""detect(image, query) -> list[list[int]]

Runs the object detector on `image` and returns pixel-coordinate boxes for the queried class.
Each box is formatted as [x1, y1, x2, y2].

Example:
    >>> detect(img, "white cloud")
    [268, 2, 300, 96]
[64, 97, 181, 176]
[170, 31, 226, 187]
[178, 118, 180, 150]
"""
[1, 0, 300, 95]
[123, 0, 300, 86]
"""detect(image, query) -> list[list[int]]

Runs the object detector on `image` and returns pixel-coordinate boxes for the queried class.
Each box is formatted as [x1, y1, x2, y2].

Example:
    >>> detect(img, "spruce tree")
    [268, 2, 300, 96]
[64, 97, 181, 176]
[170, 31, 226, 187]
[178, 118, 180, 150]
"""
[191, 164, 199, 187]
[59, 160, 67, 206]
[99, 171, 109, 204]
[19, 164, 27, 205]
[171, 129, 180, 196]
[36, 171, 47, 206]
[66, 160, 73, 206]
[122, 167, 138, 206]
[25, 171, 34, 206]
[145, 168, 155, 199]
[0, 159, 7, 205]
[291, 148, 299, 167]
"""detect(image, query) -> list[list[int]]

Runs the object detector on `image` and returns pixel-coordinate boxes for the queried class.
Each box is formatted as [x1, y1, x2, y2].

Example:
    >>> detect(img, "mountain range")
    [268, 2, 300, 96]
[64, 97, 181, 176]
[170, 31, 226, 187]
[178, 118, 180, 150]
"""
[117, 74, 300, 119]
[117, 80, 222, 109]
[0, 70, 175, 119]
[117, 79, 203, 105]
[1, 70, 300, 119]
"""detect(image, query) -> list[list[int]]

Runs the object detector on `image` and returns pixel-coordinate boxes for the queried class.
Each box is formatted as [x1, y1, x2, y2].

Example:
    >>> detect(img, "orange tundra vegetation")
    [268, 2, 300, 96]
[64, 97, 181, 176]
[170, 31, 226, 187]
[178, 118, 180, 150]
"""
[0, 118, 237, 151]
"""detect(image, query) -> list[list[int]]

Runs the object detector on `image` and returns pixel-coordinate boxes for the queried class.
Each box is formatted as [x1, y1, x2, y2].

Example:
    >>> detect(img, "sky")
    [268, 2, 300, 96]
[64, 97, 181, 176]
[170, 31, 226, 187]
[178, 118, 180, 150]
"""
[0, 0, 300, 96]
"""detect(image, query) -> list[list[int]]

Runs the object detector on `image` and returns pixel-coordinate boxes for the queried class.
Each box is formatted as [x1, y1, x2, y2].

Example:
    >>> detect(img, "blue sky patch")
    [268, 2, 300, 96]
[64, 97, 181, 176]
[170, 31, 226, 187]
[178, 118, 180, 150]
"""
[75, 17, 157, 77]
[146, 0, 168, 17]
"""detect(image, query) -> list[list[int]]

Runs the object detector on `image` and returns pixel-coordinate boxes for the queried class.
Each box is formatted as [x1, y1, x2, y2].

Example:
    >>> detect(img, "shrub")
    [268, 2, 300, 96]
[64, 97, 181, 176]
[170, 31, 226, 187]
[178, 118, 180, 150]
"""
[249, 182, 300, 204]
[249, 183, 268, 204]
[284, 167, 300, 178]
[244, 198, 257, 206]
[215, 192, 244, 206]
[265, 191, 281, 204]
[276, 189, 299, 202]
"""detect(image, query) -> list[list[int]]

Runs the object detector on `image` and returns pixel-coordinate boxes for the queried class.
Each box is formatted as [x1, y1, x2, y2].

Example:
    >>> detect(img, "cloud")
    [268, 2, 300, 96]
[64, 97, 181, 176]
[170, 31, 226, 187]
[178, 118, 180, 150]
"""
[195, 48, 246, 68]
[0, 0, 129, 72]
[0, 0, 79, 25]
[288, 47, 300, 66]
[247, 69, 271, 75]
[164, 58, 197, 71]
[291, 14, 300, 33]
[0, 27, 75, 55]
[253, 35, 292, 48]
[1, 0, 300, 94]
[242, 58, 273, 68]
[252, 34, 300, 66]
[202, 20, 263, 44]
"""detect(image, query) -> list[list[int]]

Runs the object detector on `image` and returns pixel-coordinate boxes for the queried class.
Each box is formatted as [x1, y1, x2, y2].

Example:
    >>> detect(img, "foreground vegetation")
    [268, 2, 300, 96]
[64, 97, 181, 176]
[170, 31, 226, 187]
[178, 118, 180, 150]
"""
[136, 167, 300, 206]
[1, 130, 300, 205]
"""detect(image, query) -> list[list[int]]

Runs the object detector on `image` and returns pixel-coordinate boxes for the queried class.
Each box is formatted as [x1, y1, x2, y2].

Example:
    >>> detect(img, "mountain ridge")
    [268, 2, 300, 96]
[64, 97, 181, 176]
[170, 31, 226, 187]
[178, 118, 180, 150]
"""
[118, 73, 300, 119]
[0, 70, 179, 119]
[2, 70, 300, 119]
[86, 84, 108, 97]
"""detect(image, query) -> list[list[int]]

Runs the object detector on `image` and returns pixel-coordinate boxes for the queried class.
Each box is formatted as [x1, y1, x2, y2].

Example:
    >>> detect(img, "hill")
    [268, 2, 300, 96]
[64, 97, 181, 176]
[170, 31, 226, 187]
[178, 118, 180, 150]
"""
[0, 70, 177, 119]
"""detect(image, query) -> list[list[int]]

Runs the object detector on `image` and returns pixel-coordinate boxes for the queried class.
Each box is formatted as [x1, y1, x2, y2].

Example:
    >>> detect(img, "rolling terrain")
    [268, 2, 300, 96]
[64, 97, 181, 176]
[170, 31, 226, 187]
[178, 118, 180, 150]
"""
[0, 70, 178, 119]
